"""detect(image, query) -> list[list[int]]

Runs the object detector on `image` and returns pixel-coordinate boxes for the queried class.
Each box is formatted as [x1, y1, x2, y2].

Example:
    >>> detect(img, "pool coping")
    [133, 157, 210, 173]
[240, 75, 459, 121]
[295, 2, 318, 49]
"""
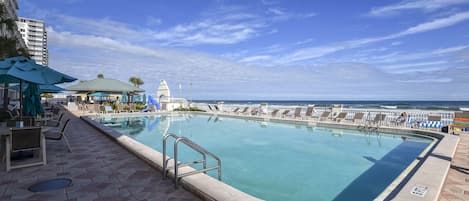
[80, 113, 262, 201]
[81, 111, 459, 201]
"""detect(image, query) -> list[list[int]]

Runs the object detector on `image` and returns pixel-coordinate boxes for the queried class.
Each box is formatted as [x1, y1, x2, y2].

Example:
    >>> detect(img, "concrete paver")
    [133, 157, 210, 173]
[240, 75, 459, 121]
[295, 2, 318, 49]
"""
[0, 109, 200, 201]
[440, 133, 469, 201]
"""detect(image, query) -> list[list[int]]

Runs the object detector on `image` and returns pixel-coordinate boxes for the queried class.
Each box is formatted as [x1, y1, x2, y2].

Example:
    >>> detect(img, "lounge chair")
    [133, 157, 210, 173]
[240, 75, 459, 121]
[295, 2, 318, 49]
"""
[232, 107, 240, 113]
[6, 127, 46, 171]
[293, 107, 302, 118]
[207, 105, 213, 112]
[334, 112, 348, 122]
[305, 106, 315, 119]
[271, 109, 280, 117]
[319, 111, 331, 121]
[281, 110, 290, 118]
[251, 108, 259, 116]
[419, 115, 442, 129]
[213, 105, 220, 112]
[44, 119, 72, 152]
[240, 107, 249, 115]
[369, 114, 386, 126]
[351, 112, 365, 123]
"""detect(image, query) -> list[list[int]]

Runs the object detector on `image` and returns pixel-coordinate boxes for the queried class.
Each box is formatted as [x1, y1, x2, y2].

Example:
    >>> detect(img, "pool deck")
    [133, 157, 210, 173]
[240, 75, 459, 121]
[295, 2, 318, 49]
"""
[439, 133, 469, 201]
[0, 110, 199, 201]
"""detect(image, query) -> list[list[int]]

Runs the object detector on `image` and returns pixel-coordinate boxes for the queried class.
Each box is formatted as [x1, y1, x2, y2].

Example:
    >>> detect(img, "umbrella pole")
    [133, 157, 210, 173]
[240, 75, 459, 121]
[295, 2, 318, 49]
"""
[19, 80, 23, 119]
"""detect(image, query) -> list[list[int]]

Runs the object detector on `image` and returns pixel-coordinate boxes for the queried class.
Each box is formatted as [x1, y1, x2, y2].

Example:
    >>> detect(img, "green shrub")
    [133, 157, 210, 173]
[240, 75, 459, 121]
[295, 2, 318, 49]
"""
[174, 107, 205, 112]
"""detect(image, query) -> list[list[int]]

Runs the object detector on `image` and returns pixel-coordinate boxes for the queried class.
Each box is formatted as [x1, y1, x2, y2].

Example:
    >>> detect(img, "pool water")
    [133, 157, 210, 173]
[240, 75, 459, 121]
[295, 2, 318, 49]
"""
[96, 114, 432, 201]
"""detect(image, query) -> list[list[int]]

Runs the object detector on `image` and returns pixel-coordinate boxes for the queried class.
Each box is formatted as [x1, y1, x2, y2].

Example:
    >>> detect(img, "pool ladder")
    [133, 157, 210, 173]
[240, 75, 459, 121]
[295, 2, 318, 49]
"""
[162, 133, 222, 188]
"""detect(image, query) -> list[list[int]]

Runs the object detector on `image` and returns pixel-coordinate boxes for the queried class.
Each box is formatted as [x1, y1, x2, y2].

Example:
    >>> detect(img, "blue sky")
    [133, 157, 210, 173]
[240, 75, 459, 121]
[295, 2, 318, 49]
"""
[18, 0, 469, 100]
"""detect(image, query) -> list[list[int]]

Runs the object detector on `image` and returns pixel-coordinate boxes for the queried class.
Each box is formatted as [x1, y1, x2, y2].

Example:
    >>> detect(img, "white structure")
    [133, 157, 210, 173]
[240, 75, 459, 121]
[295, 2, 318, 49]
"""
[16, 17, 48, 65]
[156, 80, 186, 111]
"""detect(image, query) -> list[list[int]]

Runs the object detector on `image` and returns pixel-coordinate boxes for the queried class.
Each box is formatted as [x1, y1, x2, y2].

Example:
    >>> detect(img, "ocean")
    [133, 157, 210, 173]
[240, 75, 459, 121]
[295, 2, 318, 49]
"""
[193, 100, 469, 111]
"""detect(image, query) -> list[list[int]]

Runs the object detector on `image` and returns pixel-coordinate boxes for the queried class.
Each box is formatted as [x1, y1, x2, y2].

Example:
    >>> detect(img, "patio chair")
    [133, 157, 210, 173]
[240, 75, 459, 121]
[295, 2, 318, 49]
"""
[104, 106, 114, 113]
[319, 111, 331, 121]
[44, 112, 66, 127]
[419, 115, 442, 129]
[117, 104, 125, 113]
[294, 107, 302, 118]
[271, 109, 280, 117]
[44, 119, 72, 152]
[334, 112, 348, 122]
[93, 104, 101, 113]
[7, 108, 19, 120]
[281, 110, 290, 118]
[130, 104, 137, 112]
[6, 127, 46, 171]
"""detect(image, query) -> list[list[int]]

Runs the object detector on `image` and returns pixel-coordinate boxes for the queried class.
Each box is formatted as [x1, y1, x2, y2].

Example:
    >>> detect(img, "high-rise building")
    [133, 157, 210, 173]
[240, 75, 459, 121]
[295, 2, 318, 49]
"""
[16, 17, 48, 65]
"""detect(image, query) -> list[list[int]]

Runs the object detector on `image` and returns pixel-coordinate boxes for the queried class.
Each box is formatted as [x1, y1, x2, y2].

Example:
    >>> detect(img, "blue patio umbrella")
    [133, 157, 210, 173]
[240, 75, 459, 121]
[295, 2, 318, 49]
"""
[9, 83, 64, 93]
[121, 91, 128, 103]
[88, 92, 110, 97]
[0, 56, 76, 84]
[0, 56, 77, 117]
[38, 84, 64, 93]
[88, 92, 110, 102]
[22, 83, 44, 116]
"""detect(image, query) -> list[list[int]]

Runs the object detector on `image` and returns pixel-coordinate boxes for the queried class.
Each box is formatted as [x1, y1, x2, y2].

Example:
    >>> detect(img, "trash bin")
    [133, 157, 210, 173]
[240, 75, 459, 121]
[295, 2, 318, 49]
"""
[441, 126, 448, 133]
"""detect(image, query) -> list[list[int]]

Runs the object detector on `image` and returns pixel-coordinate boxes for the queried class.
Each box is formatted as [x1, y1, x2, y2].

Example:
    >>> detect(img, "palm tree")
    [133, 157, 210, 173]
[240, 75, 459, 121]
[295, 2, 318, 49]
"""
[129, 77, 144, 87]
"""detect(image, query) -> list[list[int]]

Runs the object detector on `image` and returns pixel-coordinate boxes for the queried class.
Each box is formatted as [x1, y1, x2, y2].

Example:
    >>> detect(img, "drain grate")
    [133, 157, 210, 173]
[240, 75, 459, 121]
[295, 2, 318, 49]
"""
[410, 185, 428, 197]
[28, 178, 72, 192]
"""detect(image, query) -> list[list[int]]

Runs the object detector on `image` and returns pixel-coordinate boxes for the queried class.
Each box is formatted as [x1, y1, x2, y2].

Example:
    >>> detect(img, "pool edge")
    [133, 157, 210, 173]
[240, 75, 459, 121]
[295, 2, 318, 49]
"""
[81, 112, 459, 201]
[80, 114, 263, 201]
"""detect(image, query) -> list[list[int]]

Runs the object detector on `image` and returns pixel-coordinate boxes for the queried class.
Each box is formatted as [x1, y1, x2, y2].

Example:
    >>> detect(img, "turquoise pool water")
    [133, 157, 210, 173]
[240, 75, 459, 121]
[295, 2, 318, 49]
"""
[95, 114, 432, 201]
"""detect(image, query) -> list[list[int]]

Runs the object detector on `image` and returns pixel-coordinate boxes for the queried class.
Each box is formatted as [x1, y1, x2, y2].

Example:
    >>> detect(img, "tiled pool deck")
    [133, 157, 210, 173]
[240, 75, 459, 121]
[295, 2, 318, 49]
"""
[0, 110, 199, 201]
[439, 133, 469, 201]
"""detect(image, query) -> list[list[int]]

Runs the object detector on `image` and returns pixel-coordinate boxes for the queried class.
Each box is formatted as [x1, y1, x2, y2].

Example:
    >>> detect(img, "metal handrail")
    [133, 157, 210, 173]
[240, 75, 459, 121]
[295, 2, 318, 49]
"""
[162, 133, 222, 188]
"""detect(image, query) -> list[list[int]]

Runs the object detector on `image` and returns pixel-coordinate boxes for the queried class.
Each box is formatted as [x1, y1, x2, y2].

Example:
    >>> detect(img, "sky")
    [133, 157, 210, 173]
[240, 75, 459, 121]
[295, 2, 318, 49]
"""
[17, 0, 469, 100]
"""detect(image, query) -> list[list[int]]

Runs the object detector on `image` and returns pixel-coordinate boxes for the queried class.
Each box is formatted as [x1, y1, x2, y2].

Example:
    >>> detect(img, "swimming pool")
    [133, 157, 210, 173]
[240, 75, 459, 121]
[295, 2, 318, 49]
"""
[95, 113, 433, 201]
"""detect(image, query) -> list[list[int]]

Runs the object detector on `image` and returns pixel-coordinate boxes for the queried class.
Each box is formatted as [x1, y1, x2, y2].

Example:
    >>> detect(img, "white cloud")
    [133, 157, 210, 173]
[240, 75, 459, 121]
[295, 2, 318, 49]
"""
[398, 78, 453, 83]
[369, 0, 469, 16]
[146, 16, 162, 27]
[239, 55, 272, 63]
[381, 60, 448, 70]
[275, 11, 469, 64]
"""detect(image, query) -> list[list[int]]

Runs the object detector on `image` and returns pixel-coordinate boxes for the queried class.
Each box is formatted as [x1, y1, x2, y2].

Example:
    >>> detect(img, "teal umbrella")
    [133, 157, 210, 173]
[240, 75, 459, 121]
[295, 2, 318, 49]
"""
[88, 92, 109, 97]
[88, 92, 109, 102]
[9, 83, 64, 93]
[0, 56, 77, 117]
[22, 83, 44, 116]
[38, 84, 64, 93]
[121, 91, 128, 103]
[142, 94, 147, 104]
[0, 56, 76, 84]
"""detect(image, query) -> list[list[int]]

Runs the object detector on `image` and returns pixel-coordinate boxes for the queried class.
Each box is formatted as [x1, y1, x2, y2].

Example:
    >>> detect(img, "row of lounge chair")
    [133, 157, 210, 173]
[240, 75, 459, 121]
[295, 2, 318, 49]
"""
[207, 104, 446, 130]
